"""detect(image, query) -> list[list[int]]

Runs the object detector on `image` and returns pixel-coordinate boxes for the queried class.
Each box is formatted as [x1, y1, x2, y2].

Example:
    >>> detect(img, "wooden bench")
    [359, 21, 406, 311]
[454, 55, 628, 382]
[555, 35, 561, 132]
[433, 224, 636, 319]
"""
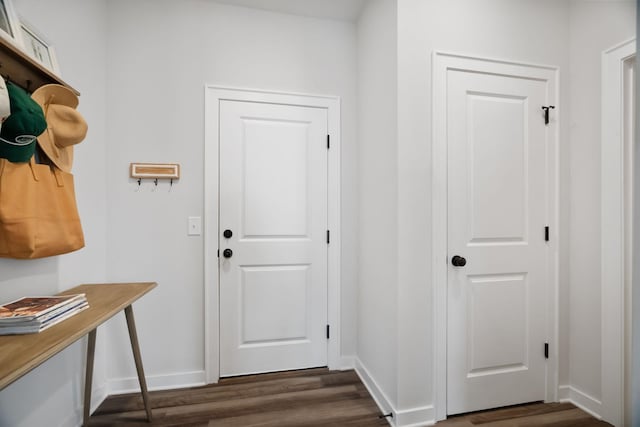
[0, 282, 157, 426]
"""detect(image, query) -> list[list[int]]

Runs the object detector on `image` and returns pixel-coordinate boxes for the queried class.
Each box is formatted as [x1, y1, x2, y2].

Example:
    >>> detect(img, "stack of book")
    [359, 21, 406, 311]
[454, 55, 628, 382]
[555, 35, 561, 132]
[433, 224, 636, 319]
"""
[0, 294, 89, 335]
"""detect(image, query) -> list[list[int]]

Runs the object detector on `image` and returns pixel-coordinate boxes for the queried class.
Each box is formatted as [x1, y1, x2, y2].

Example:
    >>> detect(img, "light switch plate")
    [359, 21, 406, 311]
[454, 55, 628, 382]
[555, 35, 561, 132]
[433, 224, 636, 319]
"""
[188, 217, 202, 236]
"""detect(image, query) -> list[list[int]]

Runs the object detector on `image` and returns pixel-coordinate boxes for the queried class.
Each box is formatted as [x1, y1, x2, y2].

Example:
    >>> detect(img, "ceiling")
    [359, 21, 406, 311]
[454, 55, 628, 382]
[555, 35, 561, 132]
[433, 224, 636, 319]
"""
[210, 0, 368, 22]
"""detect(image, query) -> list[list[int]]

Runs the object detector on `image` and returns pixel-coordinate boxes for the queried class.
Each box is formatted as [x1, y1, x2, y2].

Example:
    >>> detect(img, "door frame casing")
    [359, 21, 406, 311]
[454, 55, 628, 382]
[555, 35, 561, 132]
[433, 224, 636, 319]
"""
[203, 86, 341, 383]
[601, 38, 635, 426]
[432, 51, 560, 420]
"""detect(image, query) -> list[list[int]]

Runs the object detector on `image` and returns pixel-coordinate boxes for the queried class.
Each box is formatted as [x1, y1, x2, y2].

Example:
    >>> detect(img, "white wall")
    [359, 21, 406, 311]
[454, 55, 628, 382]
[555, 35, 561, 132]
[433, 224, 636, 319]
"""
[568, 0, 636, 407]
[356, 0, 398, 410]
[396, 0, 572, 416]
[390, 0, 634, 422]
[0, 0, 109, 426]
[104, 0, 359, 390]
[0, 1, 635, 425]
[0, 1, 358, 423]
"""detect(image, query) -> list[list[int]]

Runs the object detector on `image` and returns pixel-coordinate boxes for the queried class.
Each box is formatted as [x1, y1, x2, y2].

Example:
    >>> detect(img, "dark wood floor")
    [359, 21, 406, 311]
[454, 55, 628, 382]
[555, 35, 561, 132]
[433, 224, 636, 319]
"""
[90, 368, 388, 426]
[90, 368, 610, 426]
[437, 402, 612, 426]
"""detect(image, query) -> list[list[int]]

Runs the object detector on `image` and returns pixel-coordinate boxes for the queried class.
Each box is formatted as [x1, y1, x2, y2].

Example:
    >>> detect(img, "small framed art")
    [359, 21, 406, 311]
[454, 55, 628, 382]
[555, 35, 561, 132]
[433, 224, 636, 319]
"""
[0, 0, 21, 45]
[19, 20, 59, 73]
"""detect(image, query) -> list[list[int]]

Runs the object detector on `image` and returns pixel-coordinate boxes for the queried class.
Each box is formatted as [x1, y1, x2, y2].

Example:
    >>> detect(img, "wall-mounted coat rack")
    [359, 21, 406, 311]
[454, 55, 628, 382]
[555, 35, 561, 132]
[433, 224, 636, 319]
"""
[130, 163, 180, 188]
[0, 37, 78, 95]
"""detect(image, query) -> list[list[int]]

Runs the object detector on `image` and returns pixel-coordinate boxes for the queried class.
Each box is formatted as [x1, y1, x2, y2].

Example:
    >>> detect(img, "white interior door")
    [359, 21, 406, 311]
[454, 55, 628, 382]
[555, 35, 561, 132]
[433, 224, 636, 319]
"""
[219, 100, 328, 377]
[446, 67, 550, 414]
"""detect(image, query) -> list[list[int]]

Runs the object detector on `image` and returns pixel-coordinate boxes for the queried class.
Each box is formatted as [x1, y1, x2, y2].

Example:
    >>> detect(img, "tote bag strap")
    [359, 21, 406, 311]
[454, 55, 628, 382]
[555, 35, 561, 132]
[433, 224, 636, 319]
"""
[28, 156, 40, 182]
[52, 166, 66, 187]
[0, 157, 40, 181]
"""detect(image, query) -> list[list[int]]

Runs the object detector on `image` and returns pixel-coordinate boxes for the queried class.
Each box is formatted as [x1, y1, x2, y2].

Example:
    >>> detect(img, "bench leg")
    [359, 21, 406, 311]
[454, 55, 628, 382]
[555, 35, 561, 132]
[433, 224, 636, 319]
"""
[124, 305, 153, 422]
[83, 328, 97, 426]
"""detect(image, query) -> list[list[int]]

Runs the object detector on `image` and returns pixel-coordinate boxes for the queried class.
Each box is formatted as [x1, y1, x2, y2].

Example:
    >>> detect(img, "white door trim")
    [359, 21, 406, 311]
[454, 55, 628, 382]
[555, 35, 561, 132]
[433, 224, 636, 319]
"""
[601, 38, 635, 427]
[432, 51, 560, 421]
[203, 86, 341, 383]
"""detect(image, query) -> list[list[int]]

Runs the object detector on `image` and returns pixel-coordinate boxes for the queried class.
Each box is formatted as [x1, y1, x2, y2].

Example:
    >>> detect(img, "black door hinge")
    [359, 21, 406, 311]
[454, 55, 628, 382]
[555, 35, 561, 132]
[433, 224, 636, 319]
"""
[544, 342, 549, 359]
[326, 230, 330, 244]
[217, 249, 219, 258]
[545, 226, 549, 242]
[327, 134, 330, 149]
[326, 325, 330, 339]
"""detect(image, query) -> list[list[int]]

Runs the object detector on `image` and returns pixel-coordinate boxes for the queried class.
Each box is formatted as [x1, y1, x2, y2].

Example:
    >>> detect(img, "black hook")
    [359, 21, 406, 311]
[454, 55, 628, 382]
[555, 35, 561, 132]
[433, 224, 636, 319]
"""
[137, 178, 141, 186]
[154, 178, 158, 186]
[541, 105, 555, 125]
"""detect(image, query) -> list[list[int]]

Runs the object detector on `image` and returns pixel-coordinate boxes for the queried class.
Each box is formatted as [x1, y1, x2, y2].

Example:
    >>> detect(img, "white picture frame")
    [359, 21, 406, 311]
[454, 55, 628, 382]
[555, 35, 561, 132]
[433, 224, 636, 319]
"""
[18, 19, 59, 74]
[0, 0, 21, 46]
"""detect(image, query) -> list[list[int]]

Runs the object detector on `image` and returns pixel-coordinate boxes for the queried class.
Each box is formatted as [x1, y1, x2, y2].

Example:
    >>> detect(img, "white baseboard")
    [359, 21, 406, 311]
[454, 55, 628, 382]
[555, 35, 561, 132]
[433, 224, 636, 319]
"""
[108, 370, 206, 395]
[395, 405, 436, 427]
[354, 358, 435, 427]
[91, 383, 109, 413]
[558, 385, 602, 419]
[355, 358, 396, 425]
[58, 382, 108, 426]
[340, 355, 355, 370]
[60, 408, 82, 427]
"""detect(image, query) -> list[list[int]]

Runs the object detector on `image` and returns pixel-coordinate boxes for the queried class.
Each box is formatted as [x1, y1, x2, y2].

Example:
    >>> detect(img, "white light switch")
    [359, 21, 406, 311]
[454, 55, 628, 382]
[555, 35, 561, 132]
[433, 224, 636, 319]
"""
[188, 216, 202, 236]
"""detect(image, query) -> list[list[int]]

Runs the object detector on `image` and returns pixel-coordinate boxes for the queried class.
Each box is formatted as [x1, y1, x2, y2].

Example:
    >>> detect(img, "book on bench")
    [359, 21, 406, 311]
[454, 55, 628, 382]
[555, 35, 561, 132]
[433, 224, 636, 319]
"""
[0, 294, 89, 335]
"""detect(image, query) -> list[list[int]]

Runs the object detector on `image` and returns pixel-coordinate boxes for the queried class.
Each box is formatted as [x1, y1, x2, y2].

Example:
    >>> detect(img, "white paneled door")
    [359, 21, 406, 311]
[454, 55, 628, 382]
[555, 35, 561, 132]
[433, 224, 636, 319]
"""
[219, 100, 328, 377]
[446, 66, 551, 414]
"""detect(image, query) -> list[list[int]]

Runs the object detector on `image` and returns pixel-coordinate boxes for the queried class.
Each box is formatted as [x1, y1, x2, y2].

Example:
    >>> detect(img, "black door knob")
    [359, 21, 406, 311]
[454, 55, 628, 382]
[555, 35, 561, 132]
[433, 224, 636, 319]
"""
[223, 229, 233, 238]
[223, 249, 233, 258]
[451, 255, 466, 267]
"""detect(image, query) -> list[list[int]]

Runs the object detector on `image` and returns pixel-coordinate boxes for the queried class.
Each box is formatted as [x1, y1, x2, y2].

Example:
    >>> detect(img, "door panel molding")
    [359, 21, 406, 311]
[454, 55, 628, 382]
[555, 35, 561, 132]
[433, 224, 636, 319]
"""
[432, 51, 559, 420]
[204, 86, 341, 383]
[601, 38, 635, 427]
